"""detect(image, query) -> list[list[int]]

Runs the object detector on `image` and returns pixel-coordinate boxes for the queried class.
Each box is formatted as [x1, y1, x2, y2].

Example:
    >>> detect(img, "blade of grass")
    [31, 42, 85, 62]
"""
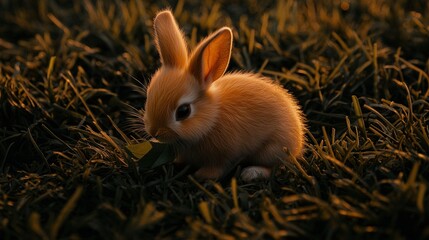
[188, 176, 219, 203]
[405, 161, 420, 190]
[29, 212, 49, 240]
[50, 186, 83, 240]
[231, 178, 239, 210]
[27, 127, 50, 170]
[352, 95, 368, 139]
[46, 56, 56, 103]
[372, 43, 379, 99]
[198, 201, 213, 224]
[417, 184, 426, 213]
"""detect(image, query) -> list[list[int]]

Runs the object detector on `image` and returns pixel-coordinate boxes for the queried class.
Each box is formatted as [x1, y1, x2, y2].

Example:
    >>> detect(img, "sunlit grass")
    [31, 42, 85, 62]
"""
[1, 0, 428, 239]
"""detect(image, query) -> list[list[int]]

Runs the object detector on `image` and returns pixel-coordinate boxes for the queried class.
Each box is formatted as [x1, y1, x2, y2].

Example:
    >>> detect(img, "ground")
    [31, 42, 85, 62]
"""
[1, 0, 429, 239]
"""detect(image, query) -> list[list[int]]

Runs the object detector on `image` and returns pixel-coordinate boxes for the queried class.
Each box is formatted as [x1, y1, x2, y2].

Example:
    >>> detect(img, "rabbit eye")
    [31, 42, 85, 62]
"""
[176, 104, 191, 121]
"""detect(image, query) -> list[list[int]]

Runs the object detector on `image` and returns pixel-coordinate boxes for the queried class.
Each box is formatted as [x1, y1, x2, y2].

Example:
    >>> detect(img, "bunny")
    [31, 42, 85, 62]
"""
[143, 10, 306, 182]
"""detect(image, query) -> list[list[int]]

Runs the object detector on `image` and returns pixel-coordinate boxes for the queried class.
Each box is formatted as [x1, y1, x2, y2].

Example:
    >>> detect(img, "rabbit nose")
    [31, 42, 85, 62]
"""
[154, 129, 165, 139]
[152, 128, 170, 142]
[148, 127, 158, 139]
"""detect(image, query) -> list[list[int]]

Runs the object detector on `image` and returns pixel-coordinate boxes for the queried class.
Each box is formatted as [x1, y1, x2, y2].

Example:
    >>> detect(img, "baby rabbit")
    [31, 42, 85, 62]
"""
[144, 10, 306, 182]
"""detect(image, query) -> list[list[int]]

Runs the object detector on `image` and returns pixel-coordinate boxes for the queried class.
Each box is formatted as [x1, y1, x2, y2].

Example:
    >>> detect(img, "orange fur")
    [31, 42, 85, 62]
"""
[153, 10, 188, 67]
[145, 10, 306, 182]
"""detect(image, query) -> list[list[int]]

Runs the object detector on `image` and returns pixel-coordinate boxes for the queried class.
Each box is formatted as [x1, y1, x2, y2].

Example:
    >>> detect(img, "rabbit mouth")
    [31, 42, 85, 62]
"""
[151, 127, 180, 143]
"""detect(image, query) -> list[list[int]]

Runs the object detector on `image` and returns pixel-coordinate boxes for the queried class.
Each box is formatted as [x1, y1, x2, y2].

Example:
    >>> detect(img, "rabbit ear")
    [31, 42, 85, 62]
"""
[188, 27, 232, 87]
[153, 10, 188, 68]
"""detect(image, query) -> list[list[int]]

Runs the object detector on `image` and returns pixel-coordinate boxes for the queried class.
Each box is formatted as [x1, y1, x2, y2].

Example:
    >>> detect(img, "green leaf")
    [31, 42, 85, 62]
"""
[127, 141, 175, 169]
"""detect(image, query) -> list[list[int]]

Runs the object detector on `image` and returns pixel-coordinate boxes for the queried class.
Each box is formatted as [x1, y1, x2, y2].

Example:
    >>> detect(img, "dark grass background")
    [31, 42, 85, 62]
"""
[1, 0, 429, 239]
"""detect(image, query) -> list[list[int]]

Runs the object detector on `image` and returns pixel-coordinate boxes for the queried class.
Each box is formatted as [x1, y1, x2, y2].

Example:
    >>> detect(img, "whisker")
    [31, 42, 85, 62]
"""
[121, 103, 149, 140]
[125, 73, 150, 96]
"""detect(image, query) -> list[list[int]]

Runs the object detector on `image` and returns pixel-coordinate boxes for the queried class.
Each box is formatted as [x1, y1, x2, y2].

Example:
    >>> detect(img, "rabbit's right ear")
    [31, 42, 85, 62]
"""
[153, 10, 188, 68]
[188, 27, 233, 88]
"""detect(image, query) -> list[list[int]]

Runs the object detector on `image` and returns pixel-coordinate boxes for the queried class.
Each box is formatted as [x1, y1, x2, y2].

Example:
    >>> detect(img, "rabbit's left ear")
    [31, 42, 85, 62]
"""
[188, 27, 232, 87]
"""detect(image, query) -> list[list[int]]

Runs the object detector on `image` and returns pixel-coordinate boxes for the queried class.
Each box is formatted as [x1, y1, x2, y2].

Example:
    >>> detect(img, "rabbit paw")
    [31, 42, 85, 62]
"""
[240, 166, 271, 182]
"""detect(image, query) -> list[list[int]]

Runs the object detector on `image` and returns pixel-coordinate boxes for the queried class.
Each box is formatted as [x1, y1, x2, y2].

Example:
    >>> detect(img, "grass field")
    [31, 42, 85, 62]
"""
[1, 0, 429, 239]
